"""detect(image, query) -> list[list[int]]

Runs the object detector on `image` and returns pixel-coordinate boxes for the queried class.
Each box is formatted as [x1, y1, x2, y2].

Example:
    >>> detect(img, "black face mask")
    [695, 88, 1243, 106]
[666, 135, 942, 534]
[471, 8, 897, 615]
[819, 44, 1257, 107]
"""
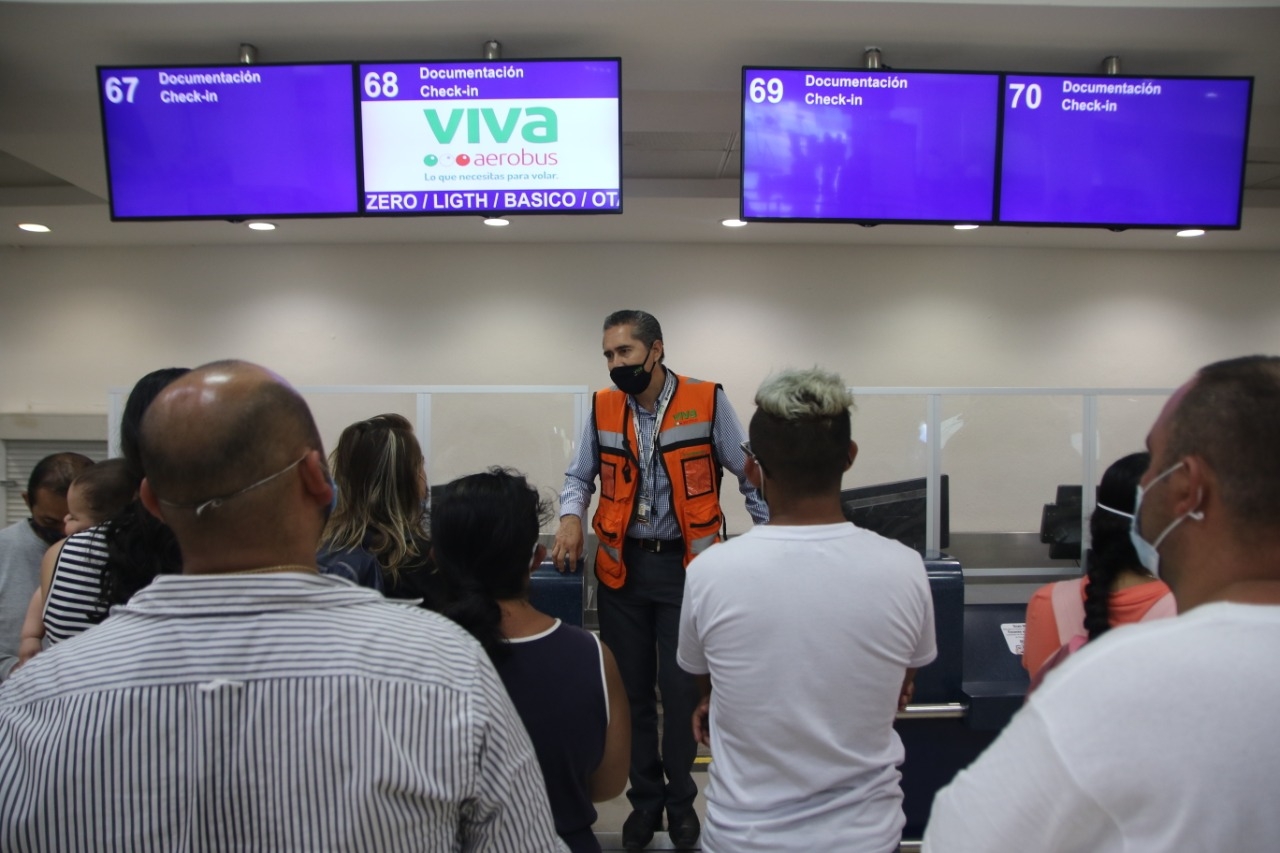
[610, 348, 655, 396]
[28, 518, 63, 546]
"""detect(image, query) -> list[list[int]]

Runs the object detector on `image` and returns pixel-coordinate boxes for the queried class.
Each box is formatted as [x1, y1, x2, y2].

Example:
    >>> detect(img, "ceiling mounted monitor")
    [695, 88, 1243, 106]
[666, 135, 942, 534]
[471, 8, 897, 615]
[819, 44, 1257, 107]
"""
[997, 74, 1253, 229]
[97, 63, 359, 220]
[740, 67, 1001, 224]
[359, 58, 622, 216]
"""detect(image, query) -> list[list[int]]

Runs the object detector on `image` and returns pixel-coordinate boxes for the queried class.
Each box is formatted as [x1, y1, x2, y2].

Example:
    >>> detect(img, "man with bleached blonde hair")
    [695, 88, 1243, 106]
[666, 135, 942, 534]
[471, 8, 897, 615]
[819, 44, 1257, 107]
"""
[678, 367, 936, 853]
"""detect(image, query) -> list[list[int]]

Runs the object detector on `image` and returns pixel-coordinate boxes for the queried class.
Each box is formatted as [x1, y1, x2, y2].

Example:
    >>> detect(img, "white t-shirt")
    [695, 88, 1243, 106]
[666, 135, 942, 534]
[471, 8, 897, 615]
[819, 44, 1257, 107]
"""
[924, 601, 1280, 853]
[678, 522, 937, 853]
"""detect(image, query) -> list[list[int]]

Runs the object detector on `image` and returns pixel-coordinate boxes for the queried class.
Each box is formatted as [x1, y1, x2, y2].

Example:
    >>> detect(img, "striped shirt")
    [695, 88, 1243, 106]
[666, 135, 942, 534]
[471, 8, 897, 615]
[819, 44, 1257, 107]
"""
[560, 368, 768, 539]
[0, 572, 567, 852]
[43, 526, 109, 643]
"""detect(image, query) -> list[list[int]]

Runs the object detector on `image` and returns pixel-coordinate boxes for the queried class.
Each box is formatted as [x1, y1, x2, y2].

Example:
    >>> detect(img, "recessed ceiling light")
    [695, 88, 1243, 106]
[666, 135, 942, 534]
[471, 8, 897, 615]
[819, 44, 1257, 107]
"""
[18, 223, 51, 233]
[721, 218, 748, 228]
[1176, 229, 1205, 238]
[482, 216, 509, 227]
[246, 221, 276, 231]
[953, 224, 979, 231]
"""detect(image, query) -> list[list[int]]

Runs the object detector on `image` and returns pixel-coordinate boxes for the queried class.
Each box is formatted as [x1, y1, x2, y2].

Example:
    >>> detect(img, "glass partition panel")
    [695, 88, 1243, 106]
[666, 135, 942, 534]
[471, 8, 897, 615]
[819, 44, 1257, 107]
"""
[301, 393, 420, 460]
[844, 394, 929, 490]
[835, 393, 936, 555]
[1095, 393, 1168, 472]
[939, 394, 1083, 572]
[105, 383, 1171, 582]
[428, 393, 579, 532]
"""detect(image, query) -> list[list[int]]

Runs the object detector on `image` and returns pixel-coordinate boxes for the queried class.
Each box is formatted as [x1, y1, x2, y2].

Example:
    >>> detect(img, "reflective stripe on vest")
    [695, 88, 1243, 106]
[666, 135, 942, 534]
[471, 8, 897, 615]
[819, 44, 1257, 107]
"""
[590, 373, 724, 588]
[689, 532, 718, 556]
[598, 429, 627, 452]
[659, 421, 713, 447]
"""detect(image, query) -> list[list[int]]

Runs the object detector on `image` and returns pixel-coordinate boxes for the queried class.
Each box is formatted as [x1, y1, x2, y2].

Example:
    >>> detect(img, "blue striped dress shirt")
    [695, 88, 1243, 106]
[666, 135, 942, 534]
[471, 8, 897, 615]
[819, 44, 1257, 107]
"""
[0, 572, 568, 852]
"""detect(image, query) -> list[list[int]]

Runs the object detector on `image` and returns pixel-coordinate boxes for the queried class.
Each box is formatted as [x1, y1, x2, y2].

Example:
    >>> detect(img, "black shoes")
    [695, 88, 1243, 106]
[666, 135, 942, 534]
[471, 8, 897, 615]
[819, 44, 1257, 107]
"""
[622, 805, 700, 850]
[622, 808, 662, 850]
[667, 809, 701, 850]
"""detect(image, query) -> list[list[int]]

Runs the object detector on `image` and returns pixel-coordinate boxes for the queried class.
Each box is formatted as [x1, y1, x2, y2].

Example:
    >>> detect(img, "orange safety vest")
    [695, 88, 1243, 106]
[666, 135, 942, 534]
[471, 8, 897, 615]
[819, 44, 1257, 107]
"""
[591, 374, 725, 588]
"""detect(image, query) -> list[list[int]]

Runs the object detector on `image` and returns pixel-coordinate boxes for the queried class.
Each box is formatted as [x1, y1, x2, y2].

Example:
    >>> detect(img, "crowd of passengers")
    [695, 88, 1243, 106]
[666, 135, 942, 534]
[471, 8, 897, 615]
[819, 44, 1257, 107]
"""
[1, 351, 1278, 853]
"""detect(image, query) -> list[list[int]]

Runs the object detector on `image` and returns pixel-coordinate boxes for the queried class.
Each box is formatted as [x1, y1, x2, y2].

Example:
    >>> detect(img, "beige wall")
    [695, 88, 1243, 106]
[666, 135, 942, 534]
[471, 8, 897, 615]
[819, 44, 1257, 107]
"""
[3, 242, 1278, 532]
[5, 242, 1279, 405]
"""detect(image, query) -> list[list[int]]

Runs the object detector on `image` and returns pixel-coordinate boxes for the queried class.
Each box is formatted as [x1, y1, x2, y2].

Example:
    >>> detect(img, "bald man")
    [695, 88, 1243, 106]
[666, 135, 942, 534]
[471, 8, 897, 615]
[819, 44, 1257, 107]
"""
[0, 361, 567, 852]
[924, 355, 1280, 852]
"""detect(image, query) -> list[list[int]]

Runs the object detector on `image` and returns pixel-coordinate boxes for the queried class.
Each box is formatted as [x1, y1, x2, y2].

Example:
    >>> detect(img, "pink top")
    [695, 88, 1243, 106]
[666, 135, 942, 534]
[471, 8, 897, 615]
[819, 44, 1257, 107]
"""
[1023, 577, 1174, 678]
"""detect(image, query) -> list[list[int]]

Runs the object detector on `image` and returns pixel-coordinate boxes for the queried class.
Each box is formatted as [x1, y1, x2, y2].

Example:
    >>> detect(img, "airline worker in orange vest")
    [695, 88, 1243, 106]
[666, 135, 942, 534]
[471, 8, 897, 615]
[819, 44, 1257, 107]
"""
[552, 309, 768, 851]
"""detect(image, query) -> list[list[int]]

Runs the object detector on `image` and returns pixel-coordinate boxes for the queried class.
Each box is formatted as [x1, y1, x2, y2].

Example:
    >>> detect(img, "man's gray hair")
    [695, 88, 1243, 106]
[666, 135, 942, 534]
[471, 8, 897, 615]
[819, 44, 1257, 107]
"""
[755, 367, 854, 421]
[603, 310, 663, 350]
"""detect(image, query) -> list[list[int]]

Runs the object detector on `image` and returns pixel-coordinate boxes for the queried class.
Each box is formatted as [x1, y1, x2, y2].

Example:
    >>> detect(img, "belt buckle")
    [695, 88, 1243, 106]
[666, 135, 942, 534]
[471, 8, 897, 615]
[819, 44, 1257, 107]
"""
[631, 537, 678, 553]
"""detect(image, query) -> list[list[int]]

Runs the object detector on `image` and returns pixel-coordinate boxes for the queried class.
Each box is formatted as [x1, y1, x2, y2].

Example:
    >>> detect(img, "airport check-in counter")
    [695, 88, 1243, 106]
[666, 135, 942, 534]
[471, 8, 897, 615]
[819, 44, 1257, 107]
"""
[897, 532, 1081, 842]
[529, 555, 587, 627]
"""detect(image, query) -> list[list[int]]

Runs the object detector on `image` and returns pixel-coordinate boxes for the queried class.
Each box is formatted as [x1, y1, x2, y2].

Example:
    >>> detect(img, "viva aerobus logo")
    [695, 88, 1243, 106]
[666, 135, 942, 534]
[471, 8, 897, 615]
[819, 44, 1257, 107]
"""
[422, 106, 560, 168]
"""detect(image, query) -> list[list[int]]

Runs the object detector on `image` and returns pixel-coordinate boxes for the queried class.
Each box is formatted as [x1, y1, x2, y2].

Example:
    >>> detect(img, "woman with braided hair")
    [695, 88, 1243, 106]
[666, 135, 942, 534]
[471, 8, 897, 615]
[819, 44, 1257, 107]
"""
[1022, 452, 1176, 685]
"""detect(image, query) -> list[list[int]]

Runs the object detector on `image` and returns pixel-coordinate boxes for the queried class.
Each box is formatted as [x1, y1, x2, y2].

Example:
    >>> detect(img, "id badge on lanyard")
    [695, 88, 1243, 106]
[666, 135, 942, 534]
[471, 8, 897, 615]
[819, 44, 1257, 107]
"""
[634, 385, 673, 525]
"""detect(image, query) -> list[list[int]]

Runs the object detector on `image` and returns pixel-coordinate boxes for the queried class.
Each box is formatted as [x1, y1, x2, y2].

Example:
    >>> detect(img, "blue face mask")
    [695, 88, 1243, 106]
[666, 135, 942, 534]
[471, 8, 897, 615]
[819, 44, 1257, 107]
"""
[1129, 461, 1203, 579]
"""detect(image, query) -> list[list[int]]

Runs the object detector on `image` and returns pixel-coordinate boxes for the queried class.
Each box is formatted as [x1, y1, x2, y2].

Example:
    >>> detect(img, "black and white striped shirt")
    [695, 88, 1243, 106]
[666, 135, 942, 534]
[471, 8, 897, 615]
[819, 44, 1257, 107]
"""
[0, 572, 567, 852]
[43, 526, 110, 643]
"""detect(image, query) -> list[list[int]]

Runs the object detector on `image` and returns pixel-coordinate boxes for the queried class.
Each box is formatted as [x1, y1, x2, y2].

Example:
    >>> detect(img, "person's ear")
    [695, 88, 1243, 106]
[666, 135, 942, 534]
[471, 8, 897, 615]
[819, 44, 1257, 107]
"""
[846, 440, 859, 471]
[21, 491, 30, 511]
[1178, 455, 1210, 521]
[298, 449, 332, 506]
[649, 339, 664, 366]
[745, 454, 764, 490]
[532, 543, 547, 573]
[138, 479, 165, 521]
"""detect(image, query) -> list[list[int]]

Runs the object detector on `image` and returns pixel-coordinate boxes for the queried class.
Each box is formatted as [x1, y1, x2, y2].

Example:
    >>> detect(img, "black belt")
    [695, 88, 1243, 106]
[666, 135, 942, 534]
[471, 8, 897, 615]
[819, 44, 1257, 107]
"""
[626, 536, 684, 554]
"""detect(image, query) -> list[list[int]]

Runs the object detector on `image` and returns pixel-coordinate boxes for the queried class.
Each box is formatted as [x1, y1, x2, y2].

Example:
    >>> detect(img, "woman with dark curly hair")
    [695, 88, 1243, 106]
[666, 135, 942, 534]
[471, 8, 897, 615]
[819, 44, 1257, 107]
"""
[433, 468, 629, 853]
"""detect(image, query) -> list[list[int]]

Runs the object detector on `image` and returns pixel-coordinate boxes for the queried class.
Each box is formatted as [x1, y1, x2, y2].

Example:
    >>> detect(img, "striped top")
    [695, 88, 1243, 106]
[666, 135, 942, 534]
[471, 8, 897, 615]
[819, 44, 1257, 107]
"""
[0, 572, 567, 853]
[43, 527, 110, 643]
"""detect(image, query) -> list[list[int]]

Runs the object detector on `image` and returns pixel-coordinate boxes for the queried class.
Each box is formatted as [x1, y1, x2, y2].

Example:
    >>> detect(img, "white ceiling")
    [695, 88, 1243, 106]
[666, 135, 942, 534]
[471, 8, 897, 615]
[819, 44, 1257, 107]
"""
[2, 0, 1278, 250]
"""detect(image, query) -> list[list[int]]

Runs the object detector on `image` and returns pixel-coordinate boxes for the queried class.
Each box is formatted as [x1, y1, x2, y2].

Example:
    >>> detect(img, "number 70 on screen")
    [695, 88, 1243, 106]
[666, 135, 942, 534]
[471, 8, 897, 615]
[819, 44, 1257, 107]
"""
[1008, 82, 1042, 109]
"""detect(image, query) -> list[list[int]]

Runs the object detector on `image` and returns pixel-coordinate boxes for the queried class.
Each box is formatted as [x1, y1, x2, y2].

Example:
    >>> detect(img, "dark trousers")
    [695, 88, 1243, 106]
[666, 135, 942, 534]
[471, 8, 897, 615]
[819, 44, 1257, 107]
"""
[597, 542, 699, 818]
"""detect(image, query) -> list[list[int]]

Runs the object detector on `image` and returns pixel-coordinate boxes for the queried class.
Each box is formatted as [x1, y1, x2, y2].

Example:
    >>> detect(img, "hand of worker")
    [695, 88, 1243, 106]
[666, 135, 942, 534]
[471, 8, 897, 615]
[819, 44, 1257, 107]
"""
[550, 515, 584, 573]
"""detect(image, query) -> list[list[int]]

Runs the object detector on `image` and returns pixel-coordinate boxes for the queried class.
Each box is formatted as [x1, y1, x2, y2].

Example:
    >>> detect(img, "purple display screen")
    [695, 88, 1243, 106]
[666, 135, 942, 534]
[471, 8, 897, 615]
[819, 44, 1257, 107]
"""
[741, 68, 1000, 223]
[98, 64, 359, 219]
[359, 59, 621, 215]
[999, 75, 1252, 228]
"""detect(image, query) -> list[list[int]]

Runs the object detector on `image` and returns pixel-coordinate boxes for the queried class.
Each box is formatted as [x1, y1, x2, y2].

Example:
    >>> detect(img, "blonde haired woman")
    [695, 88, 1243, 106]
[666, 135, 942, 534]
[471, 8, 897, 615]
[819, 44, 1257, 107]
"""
[319, 414, 445, 606]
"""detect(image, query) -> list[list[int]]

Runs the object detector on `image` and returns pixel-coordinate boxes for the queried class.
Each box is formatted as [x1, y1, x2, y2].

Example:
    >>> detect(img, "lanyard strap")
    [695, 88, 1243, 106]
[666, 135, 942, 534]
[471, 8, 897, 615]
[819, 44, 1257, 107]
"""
[633, 377, 675, 501]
